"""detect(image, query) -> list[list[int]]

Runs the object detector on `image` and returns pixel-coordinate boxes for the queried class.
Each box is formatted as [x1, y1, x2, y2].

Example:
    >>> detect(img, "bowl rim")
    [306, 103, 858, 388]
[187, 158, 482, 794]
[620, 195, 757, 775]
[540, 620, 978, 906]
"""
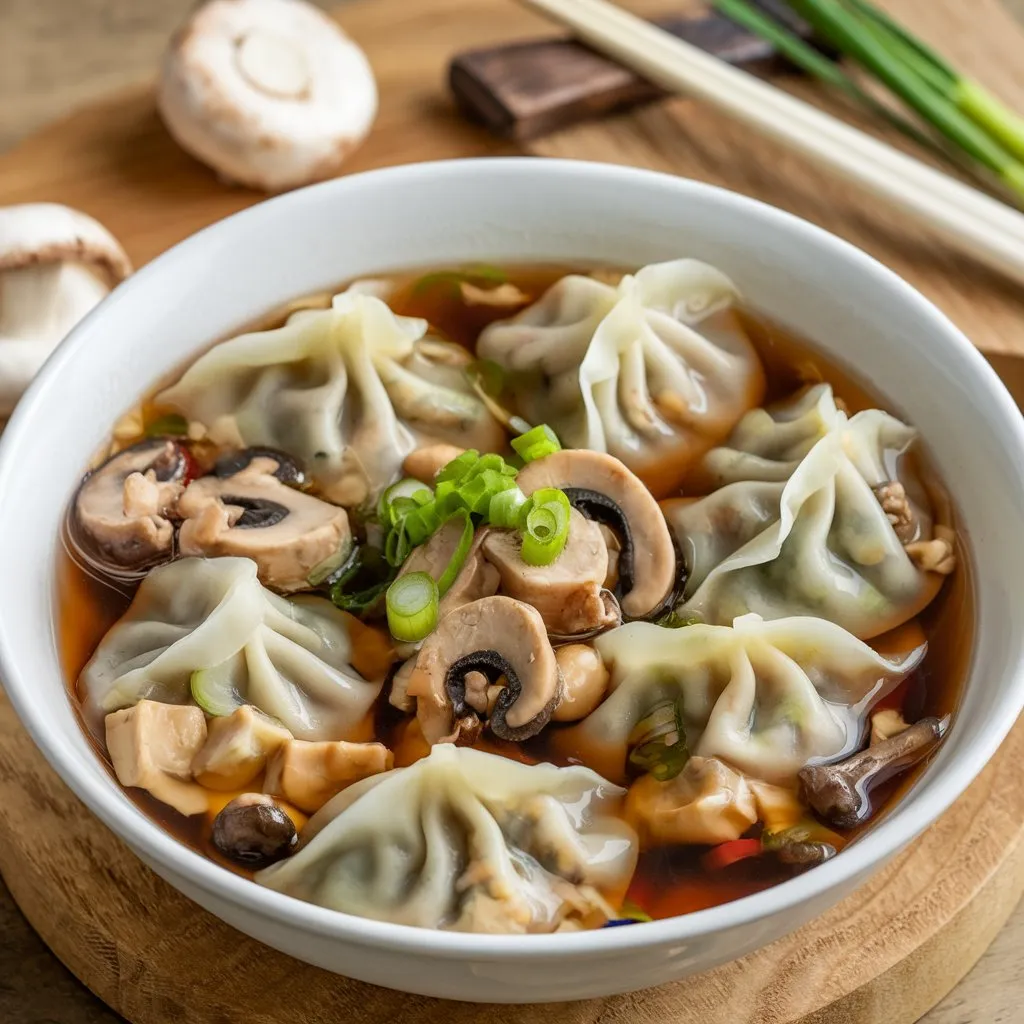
[2, 156, 1022, 960]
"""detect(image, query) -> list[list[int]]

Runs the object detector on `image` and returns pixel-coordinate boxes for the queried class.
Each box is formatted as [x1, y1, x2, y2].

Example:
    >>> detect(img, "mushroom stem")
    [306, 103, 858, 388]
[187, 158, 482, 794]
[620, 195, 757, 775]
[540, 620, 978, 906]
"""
[799, 716, 948, 828]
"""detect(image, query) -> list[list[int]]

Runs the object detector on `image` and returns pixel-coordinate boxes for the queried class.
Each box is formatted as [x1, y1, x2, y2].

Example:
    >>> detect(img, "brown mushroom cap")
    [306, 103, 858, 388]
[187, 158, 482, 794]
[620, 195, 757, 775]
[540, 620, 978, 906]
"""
[406, 596, 563, 743]
[516, 449, 676, 618]
[70, 438, 188, 577]
[177, 455, 351, 593]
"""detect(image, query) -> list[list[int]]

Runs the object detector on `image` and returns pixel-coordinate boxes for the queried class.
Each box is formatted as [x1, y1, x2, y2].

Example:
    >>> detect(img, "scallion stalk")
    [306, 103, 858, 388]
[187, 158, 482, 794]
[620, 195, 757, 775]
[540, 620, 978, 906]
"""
[385, 571, 439, 642]
[489, 486, 531, 529]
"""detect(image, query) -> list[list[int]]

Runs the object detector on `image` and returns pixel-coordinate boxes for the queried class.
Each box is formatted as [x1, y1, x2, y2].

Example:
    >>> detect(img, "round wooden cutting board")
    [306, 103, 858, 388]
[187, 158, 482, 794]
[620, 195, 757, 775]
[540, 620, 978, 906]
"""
[2, 0, 1024, 1021]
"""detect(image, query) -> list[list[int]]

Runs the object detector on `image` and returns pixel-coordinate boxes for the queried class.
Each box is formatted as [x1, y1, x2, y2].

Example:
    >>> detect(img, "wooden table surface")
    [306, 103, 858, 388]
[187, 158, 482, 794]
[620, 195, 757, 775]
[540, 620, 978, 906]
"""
[2, 1, 1024, 1021]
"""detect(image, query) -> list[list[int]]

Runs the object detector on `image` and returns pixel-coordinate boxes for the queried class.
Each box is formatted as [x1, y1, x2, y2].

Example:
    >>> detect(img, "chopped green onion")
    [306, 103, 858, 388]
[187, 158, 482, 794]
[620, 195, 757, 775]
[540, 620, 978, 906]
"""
[384, 520, 413, 567]
[435, 510, 474, 597]
[386, 571, 439, 642]
[511, 423, 562, 463]
[329, 545, 396, 615]
[656, 610, 701, 629]
[411, 265, 507, 297]
[306, 537, 355, 586]
[628, 698, 689, 781]
[435, 449, 481, 483]
[489, 486, 531, 529]
[145, 412, 189, 437]
[190, 656, 245, 717]
[378, 478, 433, 525]
[403, 502, 443, 545]
[520, 487, 571, 566]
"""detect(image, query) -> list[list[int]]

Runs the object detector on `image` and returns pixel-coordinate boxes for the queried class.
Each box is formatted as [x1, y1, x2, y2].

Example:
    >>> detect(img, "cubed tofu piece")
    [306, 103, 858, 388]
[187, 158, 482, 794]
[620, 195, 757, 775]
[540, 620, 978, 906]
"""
[264, 739, 394, 813]
[105, 701, 208, 817]
[191, 705, 292, 791]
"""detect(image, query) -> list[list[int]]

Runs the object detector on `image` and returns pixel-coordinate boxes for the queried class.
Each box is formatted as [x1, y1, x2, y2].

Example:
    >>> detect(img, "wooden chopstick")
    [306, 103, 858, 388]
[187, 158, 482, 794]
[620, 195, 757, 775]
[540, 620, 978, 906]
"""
[515, 0, 1024, 285]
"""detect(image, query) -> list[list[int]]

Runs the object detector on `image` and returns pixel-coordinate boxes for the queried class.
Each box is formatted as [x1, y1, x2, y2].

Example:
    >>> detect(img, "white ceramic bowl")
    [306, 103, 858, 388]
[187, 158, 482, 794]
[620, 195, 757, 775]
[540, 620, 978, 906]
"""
[1, 159, 1023, 1004]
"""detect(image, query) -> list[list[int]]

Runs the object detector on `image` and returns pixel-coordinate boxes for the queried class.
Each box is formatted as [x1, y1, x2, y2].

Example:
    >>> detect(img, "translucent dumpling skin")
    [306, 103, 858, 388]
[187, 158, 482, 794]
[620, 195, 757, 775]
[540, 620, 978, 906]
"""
[256, 745, 638, 933]
[157, 290, 505, 506]
[79, 556, 383, 741]
[664, 384, 953, 639]
[478, 260, 765, 495]
[554, 613, 924, 786]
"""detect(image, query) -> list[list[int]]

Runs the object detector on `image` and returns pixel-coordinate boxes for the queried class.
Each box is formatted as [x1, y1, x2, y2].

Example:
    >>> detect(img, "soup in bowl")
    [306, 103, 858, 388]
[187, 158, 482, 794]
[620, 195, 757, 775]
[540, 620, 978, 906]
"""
[0, 159, 1021, 1002]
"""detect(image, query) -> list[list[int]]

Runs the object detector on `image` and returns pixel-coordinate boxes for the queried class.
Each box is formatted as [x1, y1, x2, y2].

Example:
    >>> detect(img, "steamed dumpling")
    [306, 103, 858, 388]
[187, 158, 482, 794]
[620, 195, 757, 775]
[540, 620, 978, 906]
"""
[80, 557, 384, 740]
[555, 614, 924, 785]
[664, 385, 954, 639]
[477, 260, 765, 495]
[157, 290, 505, 506]
[256, 744, 638, 933]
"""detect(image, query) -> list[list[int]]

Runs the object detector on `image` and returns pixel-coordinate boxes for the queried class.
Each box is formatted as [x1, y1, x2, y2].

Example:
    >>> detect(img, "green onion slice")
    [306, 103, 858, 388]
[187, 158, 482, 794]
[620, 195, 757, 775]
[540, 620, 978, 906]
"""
[306, 536, 356, 587]
[386, 571, 439, 642]
[520, 487, 571, 566]
[329, 545, 396, 615]
[656, 610, 702, 629]
[411, 265, 507, 297]
[190, 654, 246, 717]
[511, 423, 562, 463]
[435, 449, 481, 483]
[489, 486, 531, 529]
[435, 510, 474, 597]
[378, 478, 433, 525]
[628, 698, 690, 781]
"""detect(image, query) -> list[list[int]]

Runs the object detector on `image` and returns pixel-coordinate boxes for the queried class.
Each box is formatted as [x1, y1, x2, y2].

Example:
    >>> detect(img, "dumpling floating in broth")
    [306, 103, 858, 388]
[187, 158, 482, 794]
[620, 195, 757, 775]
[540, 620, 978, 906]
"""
[255, 744, 638, 933]
[156, 289, 505, 506]
[554, 613, 924, 786]
[80, 556, 385, 741]
[664, 384, 956, 639]
[477, 259, 765, 495]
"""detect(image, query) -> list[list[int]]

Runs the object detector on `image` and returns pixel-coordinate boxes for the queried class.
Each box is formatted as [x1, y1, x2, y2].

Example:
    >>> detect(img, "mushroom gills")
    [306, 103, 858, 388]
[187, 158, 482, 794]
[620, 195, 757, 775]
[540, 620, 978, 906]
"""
[214, 446, 306, 487]
[69, 438, 189, 581]
[407, 596, 563, 745]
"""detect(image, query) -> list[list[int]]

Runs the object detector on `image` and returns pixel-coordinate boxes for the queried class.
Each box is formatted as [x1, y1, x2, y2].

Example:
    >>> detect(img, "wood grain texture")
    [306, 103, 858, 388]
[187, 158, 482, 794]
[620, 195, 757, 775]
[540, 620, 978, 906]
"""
[449, 5, 824, 140]
[2, 0, 1024, 1021]
[0, 691, 1023, 1024]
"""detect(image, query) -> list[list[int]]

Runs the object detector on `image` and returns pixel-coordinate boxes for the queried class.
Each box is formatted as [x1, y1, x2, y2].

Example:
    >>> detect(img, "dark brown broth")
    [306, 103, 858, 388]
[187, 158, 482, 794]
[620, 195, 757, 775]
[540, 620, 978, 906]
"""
[58, 263, 973, 922]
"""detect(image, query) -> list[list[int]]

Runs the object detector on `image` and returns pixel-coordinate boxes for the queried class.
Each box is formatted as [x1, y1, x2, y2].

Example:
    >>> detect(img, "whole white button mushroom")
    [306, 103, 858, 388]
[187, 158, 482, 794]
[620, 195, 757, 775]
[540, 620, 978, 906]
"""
[157, 0, 378, 192]
[0, 203, 131, 418]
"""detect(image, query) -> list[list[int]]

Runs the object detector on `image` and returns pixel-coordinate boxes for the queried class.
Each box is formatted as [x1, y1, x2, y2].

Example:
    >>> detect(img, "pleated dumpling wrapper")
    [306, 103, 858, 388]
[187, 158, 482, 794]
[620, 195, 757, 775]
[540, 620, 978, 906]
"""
[256, 744, 638, 933]
[663, 384, 956, 639]
[477, 259, 765, 495]
[157, 288, 505, 506]
[553, 613, 924, 786]
[80, 556, 384, 741]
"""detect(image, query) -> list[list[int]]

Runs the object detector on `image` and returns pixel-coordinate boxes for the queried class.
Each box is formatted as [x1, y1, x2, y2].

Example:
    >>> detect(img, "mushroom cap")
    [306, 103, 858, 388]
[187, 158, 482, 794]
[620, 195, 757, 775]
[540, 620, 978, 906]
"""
[70, 438, 188, 578]
[0, 203, 131, 283]
[516, 449, 677, 619]
[406, 595, 563, 744]
[177, 454, 352, 593]
[158, 0, 378, 192]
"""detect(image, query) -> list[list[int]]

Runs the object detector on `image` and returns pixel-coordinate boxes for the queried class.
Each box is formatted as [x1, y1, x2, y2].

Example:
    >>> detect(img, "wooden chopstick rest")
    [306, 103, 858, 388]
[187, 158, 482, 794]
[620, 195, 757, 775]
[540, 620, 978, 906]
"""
[449, 6, 828, 141]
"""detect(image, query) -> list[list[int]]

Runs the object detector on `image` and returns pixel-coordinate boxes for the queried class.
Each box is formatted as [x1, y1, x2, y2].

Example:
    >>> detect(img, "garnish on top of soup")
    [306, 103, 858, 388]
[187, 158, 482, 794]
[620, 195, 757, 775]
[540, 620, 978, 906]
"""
[59, 260, 967, 934]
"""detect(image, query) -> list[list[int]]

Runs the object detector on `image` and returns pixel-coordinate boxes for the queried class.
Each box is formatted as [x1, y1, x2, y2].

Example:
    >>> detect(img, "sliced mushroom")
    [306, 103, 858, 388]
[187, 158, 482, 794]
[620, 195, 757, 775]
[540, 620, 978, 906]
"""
[625, 756, 756, 849]
[0, 203, 131, 418]
[211, 793, 298, 867]
[799, 716, 948, 828]
[551, 645, 609, 723]
[70, 438, 189, 578]
[398, 518, 499, 620]
[158, 0, 378, 192]
[516, 449, 676, 619]
[178, 455, 351, 593]
[214, 446, 305, 487]
[406, 596, 563, 743]
[482, 508, 621, 639]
